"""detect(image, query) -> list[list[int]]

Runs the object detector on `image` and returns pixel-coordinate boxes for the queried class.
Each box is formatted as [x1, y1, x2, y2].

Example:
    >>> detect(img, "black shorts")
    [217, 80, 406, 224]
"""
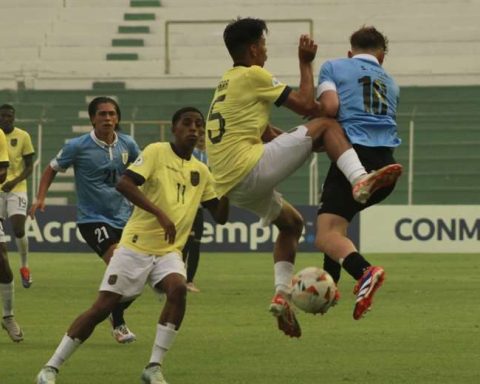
[77, 222, 123, 257]
[318, 145, 398, 222]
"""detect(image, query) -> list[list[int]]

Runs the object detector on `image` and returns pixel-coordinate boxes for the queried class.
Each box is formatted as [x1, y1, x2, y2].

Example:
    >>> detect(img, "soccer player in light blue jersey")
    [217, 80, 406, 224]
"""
[314, 26, 403, 320]
[30, 97, 141, 343]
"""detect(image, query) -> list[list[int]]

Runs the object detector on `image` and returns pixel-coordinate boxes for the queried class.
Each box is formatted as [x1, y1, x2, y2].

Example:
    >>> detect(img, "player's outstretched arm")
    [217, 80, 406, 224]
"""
[29, 165, 57, 218]
[282, 35, 318, 116]
[202, 196, 229, 224]
[116, 173, 176, 243]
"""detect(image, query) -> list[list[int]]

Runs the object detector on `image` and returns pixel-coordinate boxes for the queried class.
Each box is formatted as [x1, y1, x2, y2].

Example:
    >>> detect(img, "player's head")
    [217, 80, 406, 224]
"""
[0, 104, 16, 133]
[348, 26, 389, 64]
[88, 97, 121, 131]
[171, 107, 205, 155]
[223, 17, 268, 67]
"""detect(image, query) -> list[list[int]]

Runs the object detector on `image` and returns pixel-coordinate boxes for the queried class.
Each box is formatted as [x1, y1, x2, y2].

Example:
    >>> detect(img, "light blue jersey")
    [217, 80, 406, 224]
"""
[318, 54, 401, 147]
[50, 130, 140, 227]
[192, 147, 207, 164]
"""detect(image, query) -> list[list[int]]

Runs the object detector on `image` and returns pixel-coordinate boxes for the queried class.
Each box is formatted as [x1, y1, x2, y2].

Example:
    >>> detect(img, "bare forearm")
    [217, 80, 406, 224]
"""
[36, 166, 57, 201]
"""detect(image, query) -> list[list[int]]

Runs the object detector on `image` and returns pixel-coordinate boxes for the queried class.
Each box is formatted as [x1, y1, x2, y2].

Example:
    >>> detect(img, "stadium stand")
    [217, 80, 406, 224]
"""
[0, 0, 479, 206]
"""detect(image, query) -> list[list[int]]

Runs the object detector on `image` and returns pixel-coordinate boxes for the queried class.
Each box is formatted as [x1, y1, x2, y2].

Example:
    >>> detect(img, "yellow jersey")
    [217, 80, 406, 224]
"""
[120, 142, 217, 256]
[0, 129, 8, 167]
[206, 65, 290, 196]
[0, 127, 34, 192]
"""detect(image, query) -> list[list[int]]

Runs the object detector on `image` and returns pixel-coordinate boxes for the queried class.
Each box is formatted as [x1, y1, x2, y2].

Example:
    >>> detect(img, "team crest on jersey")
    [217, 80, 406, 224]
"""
[121, 151, 129, 164]
[108, 274, 118, 285]
[190, 171, 200, 186]
[10, 138, 17, 147]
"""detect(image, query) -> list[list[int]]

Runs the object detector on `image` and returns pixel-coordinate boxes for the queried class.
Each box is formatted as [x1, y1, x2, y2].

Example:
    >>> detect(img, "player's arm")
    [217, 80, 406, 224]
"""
[0, 131, 8, 183]
[201, 196, 229, 224]
[317, 88, 339, 118]
[0, 165, 7, 184]
[116, 171, 176, 243]
[1, 153, 34, 192]
[281, 35, 318, 116]
[29, 165, 57, 218]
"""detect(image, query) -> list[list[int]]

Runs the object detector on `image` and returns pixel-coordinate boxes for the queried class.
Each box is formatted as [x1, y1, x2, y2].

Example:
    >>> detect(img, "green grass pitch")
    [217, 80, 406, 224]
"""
[1, 252, 480, 383]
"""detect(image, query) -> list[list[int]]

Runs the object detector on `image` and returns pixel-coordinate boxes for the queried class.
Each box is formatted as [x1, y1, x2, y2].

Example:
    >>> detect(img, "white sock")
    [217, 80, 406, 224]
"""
[15, 236, 29, 268]
[274, 261, 294, 293]
[46, 334, 82, 369]
[336, 148, 367, 184]
[149, 323, 177, 365]
[0, 282, 14, 317]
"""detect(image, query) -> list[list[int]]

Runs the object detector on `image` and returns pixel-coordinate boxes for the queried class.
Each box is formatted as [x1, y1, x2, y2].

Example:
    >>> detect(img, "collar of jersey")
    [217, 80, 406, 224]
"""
[352, 54, 379, 65]
[90, 130, 118, 148]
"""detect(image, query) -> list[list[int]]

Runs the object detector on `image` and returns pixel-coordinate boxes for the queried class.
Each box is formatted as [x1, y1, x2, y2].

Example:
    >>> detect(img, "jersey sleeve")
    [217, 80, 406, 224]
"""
[201, 169, 218, 202]
[317, 61, 337, 99]
[247, 66, 288, 105]
[126, 143, 157, 181]
[128, 136, 141, 164]
[50, 140, 78, 172]
[22, 131, 35, 156]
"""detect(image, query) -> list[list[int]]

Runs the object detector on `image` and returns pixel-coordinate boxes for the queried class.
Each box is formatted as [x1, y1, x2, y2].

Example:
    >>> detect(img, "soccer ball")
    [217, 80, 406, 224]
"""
[291, 267, 337, 314]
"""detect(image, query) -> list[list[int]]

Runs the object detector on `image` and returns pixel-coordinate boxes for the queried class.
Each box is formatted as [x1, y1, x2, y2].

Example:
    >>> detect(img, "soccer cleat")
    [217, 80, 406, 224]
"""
[353, 266, 385, 320]
[352, 163, 403, 204]
[36, 366, 58, 384]
[1, 315, 24, 342]
[186, 282, 200, 293]
[269, 292, 301, 338]
[20, 266, 32, 288]
[141, 364, 168, 384]
[112, 323, 136, 344]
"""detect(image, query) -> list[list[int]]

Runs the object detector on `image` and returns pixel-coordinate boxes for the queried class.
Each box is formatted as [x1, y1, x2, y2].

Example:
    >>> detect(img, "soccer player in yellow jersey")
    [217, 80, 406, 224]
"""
[36, 107, 229, 384]
[206, 17, 401, 338]
[0, 128, 24, 342]
[0, 104, 35, 288]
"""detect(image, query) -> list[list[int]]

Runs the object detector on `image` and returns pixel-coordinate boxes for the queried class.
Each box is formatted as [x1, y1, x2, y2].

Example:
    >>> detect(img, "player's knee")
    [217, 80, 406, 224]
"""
[166, 282, 187, 305]
[314, 232, 328, 252]
[278, 213, 304, 239]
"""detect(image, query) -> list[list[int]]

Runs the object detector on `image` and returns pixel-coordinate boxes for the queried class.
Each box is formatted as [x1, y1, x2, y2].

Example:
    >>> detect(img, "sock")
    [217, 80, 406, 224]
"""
[15, 236, 29, 268]
[46, 334, 82, 370]
[149, 323, 178, 365]
[323, 254, 341, 284]
[274, 261, 294, 293]
[0, 282, 14, 317]
[110, 299, 135, 328]
[336, 148, 367, 184]
[342, 252, 371, 280]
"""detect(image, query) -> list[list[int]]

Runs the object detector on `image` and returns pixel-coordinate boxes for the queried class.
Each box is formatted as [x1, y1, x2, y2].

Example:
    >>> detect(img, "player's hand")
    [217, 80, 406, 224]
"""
[1, 181, 15, 192]
[298, 34, 317, 63]
[28, 200, 46, 219]
[156, 211, 176, 244]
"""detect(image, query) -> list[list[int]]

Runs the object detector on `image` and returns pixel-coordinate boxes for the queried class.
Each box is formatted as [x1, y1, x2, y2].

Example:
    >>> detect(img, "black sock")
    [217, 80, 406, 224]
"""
[323, 254, 341, 283]
[342, 252, 371, 280]
[110, 299, 135, 328]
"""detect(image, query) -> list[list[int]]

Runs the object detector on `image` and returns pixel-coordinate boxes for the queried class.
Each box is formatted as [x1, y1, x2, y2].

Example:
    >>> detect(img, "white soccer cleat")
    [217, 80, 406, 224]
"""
[1, 315, 24, 342]
[352, 163, 403, 204]
[141, 364, 168, 384]
[269, 291, 301, 338]
[112, 323, 136, 344]
[36, 366, 58, 384]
